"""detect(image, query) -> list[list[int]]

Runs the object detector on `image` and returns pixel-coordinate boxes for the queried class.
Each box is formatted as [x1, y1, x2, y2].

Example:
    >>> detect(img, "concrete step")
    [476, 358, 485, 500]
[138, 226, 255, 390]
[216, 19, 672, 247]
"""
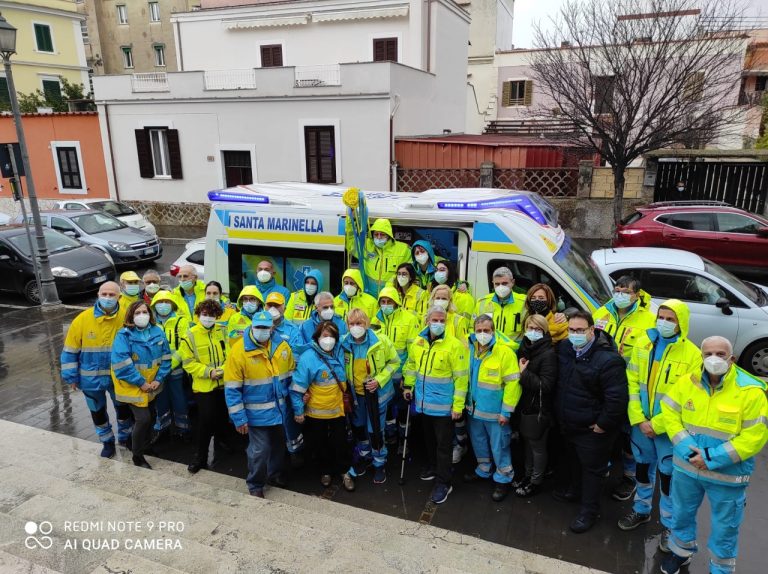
[0, 420, 607, 574]
[0, 549, 62, 574]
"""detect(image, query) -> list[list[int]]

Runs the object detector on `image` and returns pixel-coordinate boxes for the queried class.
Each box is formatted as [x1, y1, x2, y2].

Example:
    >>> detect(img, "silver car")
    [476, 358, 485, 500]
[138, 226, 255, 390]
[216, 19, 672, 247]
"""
[591, 247, 768, 377]
[18, 210, 162, 268]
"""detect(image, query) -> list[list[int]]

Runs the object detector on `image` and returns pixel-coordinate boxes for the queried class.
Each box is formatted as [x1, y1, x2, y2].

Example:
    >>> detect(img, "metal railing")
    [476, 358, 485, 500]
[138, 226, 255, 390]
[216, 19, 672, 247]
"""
[204, 69, 258, 90]
[130, 72, 169, 92]
[294, 64, 341, 87]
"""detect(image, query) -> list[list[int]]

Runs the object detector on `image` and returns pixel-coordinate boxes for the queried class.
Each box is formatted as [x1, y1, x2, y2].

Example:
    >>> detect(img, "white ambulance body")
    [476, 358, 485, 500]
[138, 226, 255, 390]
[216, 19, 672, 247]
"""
[204, 183, 611, 312]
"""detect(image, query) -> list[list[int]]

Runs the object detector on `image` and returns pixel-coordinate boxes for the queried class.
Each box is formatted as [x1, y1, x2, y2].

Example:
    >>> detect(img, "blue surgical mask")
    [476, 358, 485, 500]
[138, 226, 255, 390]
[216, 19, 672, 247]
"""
[380, 304, 394, 316]
[656, 318, 677, 338]
[434, 271, 448, 285]
[373, 237, 388, 249]
[525, 329, 544, 342]
[429, 322, 445, 336]
[243, 301, 259, 314]
[569, 333, 588, 348]
[180, 280, 194, 291]
[613, 292, 632, 309]
[124, 284, 140, 296]
[99, 297, 117, 311]
[155, 302, 173, 316]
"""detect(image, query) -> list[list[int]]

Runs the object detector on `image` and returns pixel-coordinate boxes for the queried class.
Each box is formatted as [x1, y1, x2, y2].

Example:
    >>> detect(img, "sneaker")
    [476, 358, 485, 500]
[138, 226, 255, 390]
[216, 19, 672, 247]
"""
[660, 553, 692, 574]
[373, 467, 387, 484]
[659, 529, 671, 554]
[100, 441, 116, 459]
[249, 489, 265, 498]
[570, 513, 598, 534]
[430, 483, 453, 504]
[342, 472, 356, 492]
[320, 474, 332, 487]
[420, 468, 436, 481]
[611, 476, 637, 501]
[618, 511, 651, 531]
[352, 460, 369, 477]
[515, 481, 540, 498]
[451, 444, 468, 464]
[491, 483, 509, 502]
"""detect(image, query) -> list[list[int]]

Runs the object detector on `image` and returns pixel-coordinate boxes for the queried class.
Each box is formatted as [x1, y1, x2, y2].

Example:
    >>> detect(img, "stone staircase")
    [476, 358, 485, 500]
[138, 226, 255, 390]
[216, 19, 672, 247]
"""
[0, 420, 607, 574]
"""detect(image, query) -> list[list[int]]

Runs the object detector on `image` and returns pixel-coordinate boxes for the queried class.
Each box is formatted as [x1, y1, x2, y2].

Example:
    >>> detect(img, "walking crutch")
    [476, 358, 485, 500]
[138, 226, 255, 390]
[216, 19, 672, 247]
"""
[398, 399, 412, 485]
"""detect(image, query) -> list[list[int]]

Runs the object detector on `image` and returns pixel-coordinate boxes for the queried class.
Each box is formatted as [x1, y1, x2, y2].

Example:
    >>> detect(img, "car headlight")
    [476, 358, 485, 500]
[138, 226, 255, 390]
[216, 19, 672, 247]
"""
[51, 266, 78, 278]
[108, 241, 131, 251]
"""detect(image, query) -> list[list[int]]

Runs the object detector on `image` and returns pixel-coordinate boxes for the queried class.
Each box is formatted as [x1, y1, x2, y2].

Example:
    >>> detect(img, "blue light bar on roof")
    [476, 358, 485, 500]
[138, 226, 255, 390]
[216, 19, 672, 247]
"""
[437, 196, 548, 226]
[207, 190, 270, 204]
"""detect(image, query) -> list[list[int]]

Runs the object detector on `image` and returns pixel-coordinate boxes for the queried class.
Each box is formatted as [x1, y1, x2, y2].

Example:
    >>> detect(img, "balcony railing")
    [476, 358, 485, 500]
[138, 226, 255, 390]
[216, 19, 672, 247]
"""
[204, 69, 258, 90]
[130, 72, 169, 92]
[294, 64, 341, 87]
[738, 89, 765, 106]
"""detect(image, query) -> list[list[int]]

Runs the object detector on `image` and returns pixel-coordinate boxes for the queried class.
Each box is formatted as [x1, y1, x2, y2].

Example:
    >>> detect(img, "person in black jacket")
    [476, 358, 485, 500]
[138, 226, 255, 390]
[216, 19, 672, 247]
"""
[514, 314, 558, 498]
[553, 311, 628, 534]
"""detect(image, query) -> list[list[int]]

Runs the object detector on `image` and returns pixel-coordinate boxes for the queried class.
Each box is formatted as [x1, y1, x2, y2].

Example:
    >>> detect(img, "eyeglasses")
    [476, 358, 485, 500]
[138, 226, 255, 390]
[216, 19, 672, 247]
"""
[568, 328, 590, 334]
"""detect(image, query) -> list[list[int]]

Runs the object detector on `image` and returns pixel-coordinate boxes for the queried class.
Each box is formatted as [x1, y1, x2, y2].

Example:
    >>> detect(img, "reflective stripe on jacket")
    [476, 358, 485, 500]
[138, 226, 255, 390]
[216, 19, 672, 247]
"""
[60, 302, 126, 391]
[111, 325, 171, 407]
[172, 280, 207, 320]
[661, 366, 768, 486]
[285, 290, 314, 325]
[290, 343, 347, 419]
[157, 314, 191, 376]
[371, 307, 419, 381]
[345, 218, 411, 297]
[341, 329, 400, 406]
[467, 334, 521, 420]
[592, 290, 655, 363]
[474, 292, 526, 340]
[178, 323, 228, 393]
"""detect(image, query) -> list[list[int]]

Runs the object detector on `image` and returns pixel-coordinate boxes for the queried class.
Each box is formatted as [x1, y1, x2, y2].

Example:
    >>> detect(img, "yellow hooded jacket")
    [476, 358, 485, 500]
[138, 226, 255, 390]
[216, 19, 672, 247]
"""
[226, 286, 265, 344]
[593, 289, 656, 363]
[334, 269, 378, 320]
[345, 217, 411, 297]
[150, 290, 191, 376]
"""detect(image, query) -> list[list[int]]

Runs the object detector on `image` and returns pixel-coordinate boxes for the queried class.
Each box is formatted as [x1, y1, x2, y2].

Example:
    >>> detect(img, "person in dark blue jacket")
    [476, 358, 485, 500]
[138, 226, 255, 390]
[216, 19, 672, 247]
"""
[254, 259, 291, 301]
[297, 291, 349, 356]
[552, 311, 628, 534]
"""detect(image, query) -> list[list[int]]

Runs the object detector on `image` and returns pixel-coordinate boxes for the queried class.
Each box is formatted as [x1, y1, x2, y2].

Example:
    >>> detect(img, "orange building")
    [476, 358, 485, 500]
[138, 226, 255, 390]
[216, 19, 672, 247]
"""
[0, 112, 109, 201]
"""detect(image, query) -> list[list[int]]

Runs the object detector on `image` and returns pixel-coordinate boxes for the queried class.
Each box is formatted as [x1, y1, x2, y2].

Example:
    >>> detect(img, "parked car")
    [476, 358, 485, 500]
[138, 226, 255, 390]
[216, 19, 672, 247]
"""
[170, 238, 205, 279]
[15, 210, 162, 268]
[591, 246, 768, 377]
[0, 225, 116, 304]
[55, 199, 156, 235]
[614, 201, 768, 275]
[0, 212, 10, 226]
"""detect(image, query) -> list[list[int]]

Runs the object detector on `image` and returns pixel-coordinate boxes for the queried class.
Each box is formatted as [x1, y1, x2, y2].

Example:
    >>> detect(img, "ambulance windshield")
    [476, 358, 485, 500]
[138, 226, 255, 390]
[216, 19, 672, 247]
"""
[553, 237, 611, 307]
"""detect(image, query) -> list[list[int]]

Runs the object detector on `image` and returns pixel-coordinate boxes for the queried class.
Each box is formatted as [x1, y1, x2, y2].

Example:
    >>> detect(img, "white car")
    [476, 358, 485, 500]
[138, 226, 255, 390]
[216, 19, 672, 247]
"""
[56, 199, 156, 235]
[591, 247, 768, 377]
[170, 238, 205, 280]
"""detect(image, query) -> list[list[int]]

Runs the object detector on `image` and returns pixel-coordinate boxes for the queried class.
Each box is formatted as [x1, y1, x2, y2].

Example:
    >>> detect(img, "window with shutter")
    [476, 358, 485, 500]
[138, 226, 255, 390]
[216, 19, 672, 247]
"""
[683, 72, 705, 102]
[502, 80, 530, 106]
[135, 128, 181, 179]
[593, 75, 615, 114]
[373, 38, 398, 62]
[304, 126, 336, 184]
[261, 45, 283, 68]
[55, 147, 82, 189]
[34, 24, 54, 53]
[42, 79, 62, 102]
[223, 151, 253, 187]
[135, 129, 154, 178]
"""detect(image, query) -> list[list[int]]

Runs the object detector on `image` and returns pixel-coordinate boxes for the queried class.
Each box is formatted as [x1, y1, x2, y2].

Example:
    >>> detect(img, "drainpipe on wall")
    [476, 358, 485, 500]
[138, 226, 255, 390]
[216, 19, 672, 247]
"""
[426, 0, 432, 73]
[103, 103, 121, 201]
[175, 20, 184, 71]
[390, 95, 401, 192]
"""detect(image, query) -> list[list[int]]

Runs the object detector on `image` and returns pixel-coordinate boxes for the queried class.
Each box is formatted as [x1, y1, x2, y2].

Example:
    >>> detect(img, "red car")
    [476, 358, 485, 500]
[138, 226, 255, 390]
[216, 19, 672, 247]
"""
[614, 201, 768, 274]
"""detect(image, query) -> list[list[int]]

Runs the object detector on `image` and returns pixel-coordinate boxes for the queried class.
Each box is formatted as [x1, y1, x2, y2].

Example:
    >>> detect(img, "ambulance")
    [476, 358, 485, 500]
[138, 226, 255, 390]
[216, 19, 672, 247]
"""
[204, 183, 612, 313]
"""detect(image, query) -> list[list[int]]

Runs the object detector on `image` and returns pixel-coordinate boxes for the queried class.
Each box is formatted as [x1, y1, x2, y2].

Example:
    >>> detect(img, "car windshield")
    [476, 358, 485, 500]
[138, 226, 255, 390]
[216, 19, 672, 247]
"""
[71, 212, 126, 234]
[7, 228, 81, 257]
[703, 259, 761, 305]
[90, 201, 135, 217]
[553, 236, 612, 307]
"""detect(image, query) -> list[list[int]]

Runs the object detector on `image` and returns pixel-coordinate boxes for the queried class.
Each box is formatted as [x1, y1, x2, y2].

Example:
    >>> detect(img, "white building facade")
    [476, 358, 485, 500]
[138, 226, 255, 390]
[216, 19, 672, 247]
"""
[93, 0, 470, 204]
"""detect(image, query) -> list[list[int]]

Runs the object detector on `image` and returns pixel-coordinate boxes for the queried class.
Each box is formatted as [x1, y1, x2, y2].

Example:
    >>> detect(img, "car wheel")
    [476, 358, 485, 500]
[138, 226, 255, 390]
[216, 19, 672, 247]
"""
[23, 279, 41, 305]
[738, 339, 768, 378]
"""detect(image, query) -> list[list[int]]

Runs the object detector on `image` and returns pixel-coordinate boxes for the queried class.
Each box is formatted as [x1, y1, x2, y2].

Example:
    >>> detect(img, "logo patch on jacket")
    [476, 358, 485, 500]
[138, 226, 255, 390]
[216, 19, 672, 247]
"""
[322, 371, 328, 379]
[684, 399, 695, 411]
[132, 353, 139, 362]
[86, 331, 97, 340]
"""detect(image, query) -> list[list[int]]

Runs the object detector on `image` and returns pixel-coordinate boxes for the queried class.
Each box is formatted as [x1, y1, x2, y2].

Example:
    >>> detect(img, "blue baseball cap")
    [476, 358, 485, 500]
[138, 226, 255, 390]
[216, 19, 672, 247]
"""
[251, 310, 273, 328]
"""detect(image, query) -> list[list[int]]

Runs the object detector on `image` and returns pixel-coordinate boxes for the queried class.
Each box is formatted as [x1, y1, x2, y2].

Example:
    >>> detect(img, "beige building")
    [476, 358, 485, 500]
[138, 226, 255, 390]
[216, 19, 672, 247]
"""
[77, 0, 198, 75]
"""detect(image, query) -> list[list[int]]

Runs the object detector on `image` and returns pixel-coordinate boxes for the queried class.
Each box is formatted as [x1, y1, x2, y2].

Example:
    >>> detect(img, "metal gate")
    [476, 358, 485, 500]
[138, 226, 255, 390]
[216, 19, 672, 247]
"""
[653, 160, 768, 214]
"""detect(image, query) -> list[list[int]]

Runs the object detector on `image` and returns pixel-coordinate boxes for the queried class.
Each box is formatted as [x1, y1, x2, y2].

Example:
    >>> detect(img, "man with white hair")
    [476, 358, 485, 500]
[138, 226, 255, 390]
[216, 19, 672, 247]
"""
[474, 267, 526, 341]
[297, 291, 348, 355]
[660, 336, 768, 574]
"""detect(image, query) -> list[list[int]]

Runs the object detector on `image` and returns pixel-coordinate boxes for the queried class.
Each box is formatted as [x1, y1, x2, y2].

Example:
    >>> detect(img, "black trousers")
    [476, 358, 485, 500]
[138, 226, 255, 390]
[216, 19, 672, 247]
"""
[422, 414, 455, 485]
[303, 416, 351, 476]
[562, 428, 617, 518]
[129, 402, 156, 457]
[194, 388, 229, 464]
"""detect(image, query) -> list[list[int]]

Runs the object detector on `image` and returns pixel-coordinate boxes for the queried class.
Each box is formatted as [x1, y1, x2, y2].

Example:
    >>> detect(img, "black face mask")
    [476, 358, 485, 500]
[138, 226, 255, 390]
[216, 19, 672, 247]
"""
[528, 300, 550, 316]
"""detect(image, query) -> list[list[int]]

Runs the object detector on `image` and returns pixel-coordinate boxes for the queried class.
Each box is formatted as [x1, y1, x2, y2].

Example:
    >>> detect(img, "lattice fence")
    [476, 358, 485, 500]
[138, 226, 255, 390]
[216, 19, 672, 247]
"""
[397, 169, 482, 192]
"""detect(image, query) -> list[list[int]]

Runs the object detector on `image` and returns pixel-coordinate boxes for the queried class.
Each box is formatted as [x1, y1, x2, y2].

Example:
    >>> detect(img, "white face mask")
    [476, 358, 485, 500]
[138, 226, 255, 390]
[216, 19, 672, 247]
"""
[199, 315, 216, 329]
[256, 270, 272, 283]
[251, 327, 271, 342]
[319, 307, 335, 321]
[526, 329, 544, 342]
[267, 306, 281, 320]
[349, 325, 366, 339]
[475, 332, 492, 346]
[494, 285, 511, 299]
[415, 252, 429, 265]
[343, 284, 358, 298]
[434, 299, 449, 310]
[145, 283, 160, 294]
[305, 283, 318, 296]
[319, 336, 336, 352]
[703, 356, 730, 377]
[134, 313, 150, 328]
[396, 274, 410, 287]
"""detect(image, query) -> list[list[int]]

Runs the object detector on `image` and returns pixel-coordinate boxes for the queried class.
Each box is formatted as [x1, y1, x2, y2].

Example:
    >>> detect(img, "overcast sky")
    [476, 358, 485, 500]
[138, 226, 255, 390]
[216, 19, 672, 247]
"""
[512, 0, 767, 48]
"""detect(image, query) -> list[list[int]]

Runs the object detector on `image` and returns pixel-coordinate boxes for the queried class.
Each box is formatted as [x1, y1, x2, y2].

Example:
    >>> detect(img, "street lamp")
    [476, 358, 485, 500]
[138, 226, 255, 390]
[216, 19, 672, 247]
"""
[0, 12, 59, 306]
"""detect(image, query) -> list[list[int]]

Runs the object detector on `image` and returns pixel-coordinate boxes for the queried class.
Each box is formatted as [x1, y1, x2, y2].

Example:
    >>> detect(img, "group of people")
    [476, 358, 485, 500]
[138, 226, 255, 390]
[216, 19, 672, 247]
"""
[60, 217, 767, 574]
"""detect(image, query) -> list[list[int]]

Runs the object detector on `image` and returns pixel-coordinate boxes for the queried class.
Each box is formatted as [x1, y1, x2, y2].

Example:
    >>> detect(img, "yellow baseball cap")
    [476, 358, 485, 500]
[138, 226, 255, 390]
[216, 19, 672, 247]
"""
[265, 292, 285, 306]
[120, 270, 141, 282]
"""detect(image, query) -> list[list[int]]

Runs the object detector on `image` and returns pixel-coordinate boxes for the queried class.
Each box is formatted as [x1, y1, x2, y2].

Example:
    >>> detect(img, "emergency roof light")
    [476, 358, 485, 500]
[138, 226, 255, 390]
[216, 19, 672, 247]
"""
[208, 190, 270, 204]
[437, 196, 549, 226]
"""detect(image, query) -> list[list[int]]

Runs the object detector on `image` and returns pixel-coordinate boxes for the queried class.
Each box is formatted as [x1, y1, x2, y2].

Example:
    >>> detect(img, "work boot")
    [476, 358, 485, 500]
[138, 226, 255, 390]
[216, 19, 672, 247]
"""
[249, 489, 265, 498]
[187, 461, 207, 474]
[659, 529, 671, 553]
[451, 444, 467, 464]
[342, 472, 356, 492]
[100, 441, 116, 459]
[618, 511, 651, 531]
[132, 455, 152, 470]
[611, 475, 636, 501]
[419, 468, 436, 481]
[569, 513, 598, 534]
[373, 467, 387, 484]
[491, 483, 509, 502]
[430, 483, 453, 504]
[660, 553, 692, 574]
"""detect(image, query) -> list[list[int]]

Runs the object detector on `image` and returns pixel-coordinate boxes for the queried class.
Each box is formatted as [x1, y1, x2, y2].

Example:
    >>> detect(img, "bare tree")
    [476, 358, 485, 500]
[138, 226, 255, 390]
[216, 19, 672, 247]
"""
[530, 0, 748, 229]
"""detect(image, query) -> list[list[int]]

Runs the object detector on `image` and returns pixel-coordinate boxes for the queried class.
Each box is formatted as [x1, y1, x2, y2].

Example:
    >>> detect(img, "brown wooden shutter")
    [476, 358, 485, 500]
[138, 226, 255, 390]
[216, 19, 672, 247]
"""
[501, 81, 511, 107]
[261, 45, 283, 68]
[373, 38, 398, 62]
[523, 80, 533, 105]
[135, 129, 154, 178]
[166, 129, 183, 180]
[304, 126, 336, 184]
